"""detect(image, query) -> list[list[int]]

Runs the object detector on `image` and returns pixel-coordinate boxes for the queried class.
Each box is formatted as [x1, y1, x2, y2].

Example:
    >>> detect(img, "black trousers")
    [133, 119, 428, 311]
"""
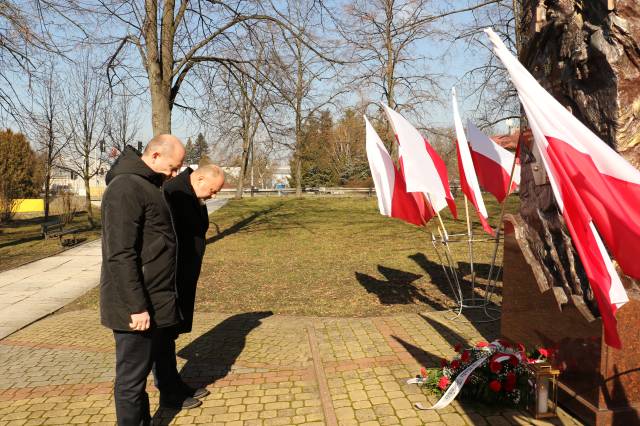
[113, 328, 184, 426]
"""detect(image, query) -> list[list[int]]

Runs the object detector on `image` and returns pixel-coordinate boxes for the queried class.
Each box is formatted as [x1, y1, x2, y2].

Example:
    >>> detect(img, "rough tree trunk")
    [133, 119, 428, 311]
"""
[83, 175, 95, 228]
[44, 171, 51, 221]
[235, 133, 250, 200]
[518, 0, 640, 314]
[150, 80, 172, 135]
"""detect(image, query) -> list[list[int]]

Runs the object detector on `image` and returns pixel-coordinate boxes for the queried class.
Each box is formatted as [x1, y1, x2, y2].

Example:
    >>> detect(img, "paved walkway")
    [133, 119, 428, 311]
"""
[0, 199, 228, 341]
[0, 198, 584, 425]
[0, 239, 102, 340]
[0, 310, 582, 426]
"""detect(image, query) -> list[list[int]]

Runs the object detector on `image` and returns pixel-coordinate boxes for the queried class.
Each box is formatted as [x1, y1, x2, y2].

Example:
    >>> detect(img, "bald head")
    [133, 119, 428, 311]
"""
[190, 164, 225, 200]
[141, 134, 185, 180]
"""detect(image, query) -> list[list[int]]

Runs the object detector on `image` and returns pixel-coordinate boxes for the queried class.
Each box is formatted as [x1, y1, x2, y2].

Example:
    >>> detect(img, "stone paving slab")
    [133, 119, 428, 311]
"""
[0, 309, 583, 425]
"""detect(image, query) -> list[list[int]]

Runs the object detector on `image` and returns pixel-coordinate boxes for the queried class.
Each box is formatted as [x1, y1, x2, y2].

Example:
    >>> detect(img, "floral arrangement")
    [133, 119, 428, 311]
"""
[417, 339, 554, 407]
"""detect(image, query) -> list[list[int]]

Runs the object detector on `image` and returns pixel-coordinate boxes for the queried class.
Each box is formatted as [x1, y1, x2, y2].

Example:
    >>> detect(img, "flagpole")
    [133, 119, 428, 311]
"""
[464, 195, 476, 304]
[424, 193, 463, 309]
[484, 138, 520, 308]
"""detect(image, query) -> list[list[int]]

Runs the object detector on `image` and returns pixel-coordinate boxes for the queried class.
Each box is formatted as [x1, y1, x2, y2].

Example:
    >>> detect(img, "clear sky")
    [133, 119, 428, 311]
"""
[3, 1, 514, 158]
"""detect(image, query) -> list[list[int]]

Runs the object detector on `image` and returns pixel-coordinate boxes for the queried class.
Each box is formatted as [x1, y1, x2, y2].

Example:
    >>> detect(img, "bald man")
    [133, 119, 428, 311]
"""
[151, 165, 224, 405]
[100, 135, 185, 425]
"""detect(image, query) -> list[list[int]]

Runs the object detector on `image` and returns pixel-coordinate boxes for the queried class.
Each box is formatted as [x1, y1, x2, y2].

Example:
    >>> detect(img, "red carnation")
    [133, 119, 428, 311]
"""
[517, 343, 526, 353]
[454, 343, 463, 353]
[420, 367, 427, 378]
[476, 341, 489, 348]
[461, 350, 470, 362]
[538, 348, 549, 358]
[504, 372, 517, 392]
[489, 361, 502, 374]
[509, 356, 519, 367]
[489, 380, 502, 392]
[440, 358, 449, 368]
[451, 360, 461, 369]
[438, 376, 450, 390]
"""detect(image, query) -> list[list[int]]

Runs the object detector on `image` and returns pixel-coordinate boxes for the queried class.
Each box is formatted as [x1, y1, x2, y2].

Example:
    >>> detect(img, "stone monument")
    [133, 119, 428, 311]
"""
[501, 1, 640, 424]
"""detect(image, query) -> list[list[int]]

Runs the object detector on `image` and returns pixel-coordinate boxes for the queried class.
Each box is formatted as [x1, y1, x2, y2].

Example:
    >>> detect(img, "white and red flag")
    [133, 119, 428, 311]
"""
[381, 104, 458, 219]
[466, 120, 520, 203]
[486, 28, 636, 348]
[452, 88, 494, 236]
[364, 116, 425, 227]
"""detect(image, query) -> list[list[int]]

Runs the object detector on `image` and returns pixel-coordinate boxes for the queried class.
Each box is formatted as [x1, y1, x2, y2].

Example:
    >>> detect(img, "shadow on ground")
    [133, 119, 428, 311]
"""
[207, 204, 284, 244]
[152, 311, 273, 425]
[354, 265, 448, 307]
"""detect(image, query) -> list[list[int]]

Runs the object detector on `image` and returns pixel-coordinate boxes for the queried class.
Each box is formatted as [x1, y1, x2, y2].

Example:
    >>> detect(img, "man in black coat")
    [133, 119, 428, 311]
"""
[155, 165, 224, 393]
[164, 164, 224, 333]
[100, 135, 189, 426]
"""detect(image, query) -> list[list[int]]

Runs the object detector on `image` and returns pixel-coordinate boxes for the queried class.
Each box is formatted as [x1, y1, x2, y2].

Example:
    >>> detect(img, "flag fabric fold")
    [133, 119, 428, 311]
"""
[381, 104, 458, 219]
[466, 120, 520, 203]
[451, 88, 494, 236]
[364, 116, 425, 227]
[486, 28, 635, 348]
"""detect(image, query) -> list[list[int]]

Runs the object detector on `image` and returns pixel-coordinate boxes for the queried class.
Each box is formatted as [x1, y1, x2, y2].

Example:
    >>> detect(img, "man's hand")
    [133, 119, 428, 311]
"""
[129, 311, 150, 331]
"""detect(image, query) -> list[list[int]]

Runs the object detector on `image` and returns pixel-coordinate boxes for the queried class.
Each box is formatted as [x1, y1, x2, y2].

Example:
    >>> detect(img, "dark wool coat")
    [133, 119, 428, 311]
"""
[99, 146, 180, 331]
[163, 168, 209, 334]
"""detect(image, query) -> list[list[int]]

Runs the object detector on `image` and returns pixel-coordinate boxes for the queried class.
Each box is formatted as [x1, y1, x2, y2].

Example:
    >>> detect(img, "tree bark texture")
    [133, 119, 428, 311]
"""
[518, 0, 640, 316]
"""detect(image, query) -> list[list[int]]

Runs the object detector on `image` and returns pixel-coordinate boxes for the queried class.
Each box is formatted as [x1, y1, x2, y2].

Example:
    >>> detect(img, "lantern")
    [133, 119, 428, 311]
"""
[527, 362, 560, 418]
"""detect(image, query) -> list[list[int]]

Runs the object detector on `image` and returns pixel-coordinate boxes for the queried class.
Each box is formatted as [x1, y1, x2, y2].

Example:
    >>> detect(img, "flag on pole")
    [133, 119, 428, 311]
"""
[452, 88, 494, 235]
[466, 121, 520, 203]
[364, 116, 425, 226]
[486, 28, 635, 348]
[381, 104, 458, 218]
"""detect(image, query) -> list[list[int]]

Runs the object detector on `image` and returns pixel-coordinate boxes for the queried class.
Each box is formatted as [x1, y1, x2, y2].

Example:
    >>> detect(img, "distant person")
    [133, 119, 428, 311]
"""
[153, 165, 225, 400]
[100, 135, 186, 426]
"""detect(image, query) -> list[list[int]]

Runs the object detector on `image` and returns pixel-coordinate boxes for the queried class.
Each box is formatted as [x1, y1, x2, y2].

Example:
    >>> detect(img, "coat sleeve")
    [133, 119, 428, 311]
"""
[103, 177, 147, 314]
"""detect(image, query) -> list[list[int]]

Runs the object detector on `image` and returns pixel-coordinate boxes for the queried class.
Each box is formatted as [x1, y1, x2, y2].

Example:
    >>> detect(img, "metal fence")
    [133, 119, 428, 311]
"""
[218, 184, 465, 198]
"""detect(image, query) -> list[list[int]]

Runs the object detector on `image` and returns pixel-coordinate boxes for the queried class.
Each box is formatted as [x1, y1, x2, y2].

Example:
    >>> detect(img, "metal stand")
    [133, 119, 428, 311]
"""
[429, 231, 501, 323]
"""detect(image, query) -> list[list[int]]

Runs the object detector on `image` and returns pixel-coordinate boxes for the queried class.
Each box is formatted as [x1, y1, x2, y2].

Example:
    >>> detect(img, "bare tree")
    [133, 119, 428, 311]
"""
[0, 0, 71, 119]
[452, 0, 519, 129]
[106, 87, 141, 155]
[338, 0, 511, 152]
[24, 58, 69, 221]
[268, 0, 343, 196]
[62, 52, 109, 228]
[75, 0, 334, 136]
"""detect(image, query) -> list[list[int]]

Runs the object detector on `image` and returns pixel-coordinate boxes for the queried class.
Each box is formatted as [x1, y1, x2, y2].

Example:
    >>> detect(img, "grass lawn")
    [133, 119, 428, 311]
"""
[0, 212, 102, 272]
[66, 194, 519, 316]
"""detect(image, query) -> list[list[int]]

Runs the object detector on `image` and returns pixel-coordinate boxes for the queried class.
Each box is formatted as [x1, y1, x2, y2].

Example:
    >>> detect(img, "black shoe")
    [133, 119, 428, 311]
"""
[160, 394, 202, 410]
[179, 383, 210, 400]
[191, 387, 210, 399]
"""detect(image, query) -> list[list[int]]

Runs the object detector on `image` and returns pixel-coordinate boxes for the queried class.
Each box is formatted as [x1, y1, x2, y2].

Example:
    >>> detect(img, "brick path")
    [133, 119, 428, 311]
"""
[0, 309, 583, 425]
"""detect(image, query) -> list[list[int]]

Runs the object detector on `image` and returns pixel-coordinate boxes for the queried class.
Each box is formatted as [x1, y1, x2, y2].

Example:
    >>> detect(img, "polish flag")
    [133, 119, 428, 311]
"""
[466, 121, 520, 203]
[486, 28, 634, 348]
[381, 104, 458, 218]
[364, 116, 425, 226]
[452, 88, 494, 236]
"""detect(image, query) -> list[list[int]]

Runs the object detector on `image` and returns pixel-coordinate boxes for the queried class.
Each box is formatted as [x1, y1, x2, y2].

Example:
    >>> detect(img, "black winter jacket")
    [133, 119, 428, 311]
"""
[100, 146, 180, 331]
[164, 168, 209, 333]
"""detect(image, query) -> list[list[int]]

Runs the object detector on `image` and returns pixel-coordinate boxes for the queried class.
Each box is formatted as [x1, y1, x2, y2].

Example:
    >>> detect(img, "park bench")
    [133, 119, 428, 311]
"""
[40, 219, 80, 246]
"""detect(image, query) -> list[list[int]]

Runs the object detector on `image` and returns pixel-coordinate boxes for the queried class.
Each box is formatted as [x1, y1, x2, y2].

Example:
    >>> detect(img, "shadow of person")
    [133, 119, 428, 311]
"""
[392, 336, 441, 368]
[355, 265, 423, 305]
[151, 311, 273, 425]
[207, 203, 284, 244]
